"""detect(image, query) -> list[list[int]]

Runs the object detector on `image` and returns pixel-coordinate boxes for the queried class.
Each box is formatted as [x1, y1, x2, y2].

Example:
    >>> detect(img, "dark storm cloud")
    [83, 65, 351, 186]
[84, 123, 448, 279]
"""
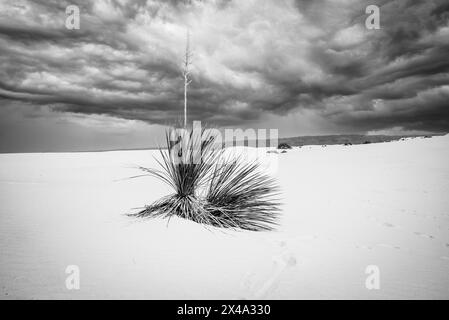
[0, 0, 448, 134]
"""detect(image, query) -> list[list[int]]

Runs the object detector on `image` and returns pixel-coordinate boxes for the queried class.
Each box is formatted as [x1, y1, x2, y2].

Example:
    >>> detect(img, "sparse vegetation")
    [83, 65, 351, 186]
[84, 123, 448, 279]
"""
[131, 127, 280, 231]
[278, 143, 292, 149]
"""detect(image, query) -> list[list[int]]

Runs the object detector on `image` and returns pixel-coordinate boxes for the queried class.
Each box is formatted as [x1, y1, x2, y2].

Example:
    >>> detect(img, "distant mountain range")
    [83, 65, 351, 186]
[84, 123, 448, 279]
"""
[235, 134, 441, 148]
[277, 134, 435, 147]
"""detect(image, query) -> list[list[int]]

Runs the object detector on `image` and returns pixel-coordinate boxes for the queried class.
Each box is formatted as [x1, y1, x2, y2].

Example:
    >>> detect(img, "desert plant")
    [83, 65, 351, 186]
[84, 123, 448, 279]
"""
[204, 157, 280, 231]
[132, 126, 220, 221]
[277, 143, 292, 149]
[131, 127, 281, 231]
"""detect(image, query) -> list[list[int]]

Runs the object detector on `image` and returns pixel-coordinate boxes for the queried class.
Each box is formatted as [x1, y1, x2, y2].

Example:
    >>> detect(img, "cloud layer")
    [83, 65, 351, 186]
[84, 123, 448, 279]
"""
[0, 0, 448, 151]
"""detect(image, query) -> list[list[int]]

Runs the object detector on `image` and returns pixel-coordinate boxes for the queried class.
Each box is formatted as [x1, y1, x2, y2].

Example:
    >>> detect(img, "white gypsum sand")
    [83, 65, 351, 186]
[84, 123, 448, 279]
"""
[0, 135, 448, 299]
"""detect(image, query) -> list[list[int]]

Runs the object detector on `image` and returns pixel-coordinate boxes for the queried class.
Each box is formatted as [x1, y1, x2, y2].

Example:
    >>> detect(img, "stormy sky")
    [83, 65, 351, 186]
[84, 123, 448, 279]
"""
[0, 0, 448, 152]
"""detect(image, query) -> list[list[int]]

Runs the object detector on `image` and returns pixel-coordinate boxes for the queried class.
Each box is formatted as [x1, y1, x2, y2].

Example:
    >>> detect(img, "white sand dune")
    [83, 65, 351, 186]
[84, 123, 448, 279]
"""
[1, 135, 448, 299]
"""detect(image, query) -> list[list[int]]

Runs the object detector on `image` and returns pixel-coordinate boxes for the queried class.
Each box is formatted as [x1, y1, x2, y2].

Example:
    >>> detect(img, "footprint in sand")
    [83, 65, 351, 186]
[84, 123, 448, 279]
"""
[382, 222, 396, 228]
[377, 243, 401, 250]
[241, 240, 297, 299]
[414, 232, 435, 239]
[357, 243, 400, 250]
[367, 217, 400, 229]
[241, 271, 257, 295]
[356, 244, 373, 250]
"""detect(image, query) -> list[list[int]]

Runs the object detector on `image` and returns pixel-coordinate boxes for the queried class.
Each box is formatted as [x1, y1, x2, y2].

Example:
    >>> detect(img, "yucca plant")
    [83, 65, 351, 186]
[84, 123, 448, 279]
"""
[133, 126, 220, 221]
[205, 157, 280, 231]
[131, 126, 281, 231]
